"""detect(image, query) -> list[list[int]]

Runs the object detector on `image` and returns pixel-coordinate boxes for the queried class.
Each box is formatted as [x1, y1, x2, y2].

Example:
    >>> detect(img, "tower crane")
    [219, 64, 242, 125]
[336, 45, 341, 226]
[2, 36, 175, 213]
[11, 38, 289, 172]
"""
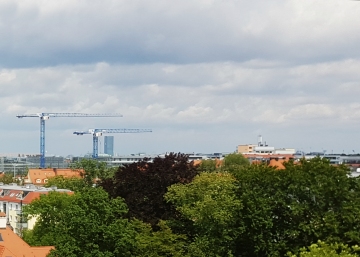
[73, 128, 152, 159]
[16, 113, 123, 168]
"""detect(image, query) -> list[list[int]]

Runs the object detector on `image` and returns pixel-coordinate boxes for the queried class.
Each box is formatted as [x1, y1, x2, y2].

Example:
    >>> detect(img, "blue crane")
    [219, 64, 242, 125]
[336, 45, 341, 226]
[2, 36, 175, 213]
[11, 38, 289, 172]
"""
[16, 113, 123, 168]
[73, 128, 152, 158]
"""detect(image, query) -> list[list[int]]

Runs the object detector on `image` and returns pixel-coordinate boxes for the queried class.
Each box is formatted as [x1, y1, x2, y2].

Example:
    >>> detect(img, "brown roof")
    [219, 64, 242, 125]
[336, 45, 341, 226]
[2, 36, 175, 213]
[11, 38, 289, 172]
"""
[0, 190, 72, 205]
[0, 226, 53, 257]
[268, 159, 286, 170]
[194, 156, 292, 170]
[28, 168, 83, 185]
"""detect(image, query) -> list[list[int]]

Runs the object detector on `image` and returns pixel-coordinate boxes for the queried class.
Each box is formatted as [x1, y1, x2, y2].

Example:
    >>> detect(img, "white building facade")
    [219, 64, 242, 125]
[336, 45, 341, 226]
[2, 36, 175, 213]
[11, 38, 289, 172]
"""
[0, 183, 72, 235]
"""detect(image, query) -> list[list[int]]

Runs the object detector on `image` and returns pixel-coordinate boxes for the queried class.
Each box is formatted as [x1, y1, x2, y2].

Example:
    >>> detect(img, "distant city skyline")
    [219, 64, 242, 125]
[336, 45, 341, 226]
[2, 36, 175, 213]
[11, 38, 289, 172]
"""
[1, 0, 360, 156]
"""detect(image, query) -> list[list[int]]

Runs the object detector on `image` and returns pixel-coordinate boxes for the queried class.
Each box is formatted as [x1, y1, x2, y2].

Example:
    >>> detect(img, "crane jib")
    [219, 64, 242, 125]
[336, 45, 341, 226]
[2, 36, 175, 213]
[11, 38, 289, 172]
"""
[16, 112, 123, 168]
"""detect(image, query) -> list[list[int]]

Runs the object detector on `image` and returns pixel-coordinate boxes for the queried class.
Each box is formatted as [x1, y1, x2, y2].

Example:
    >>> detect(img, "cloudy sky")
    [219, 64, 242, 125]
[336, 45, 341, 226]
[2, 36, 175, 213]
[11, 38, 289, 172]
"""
[1, 0, 360, 157]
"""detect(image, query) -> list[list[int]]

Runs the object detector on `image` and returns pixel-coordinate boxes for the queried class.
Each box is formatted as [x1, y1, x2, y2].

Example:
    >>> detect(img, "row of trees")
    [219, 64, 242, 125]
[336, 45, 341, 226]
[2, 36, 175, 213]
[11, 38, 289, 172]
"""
[22, 154, 360, 256]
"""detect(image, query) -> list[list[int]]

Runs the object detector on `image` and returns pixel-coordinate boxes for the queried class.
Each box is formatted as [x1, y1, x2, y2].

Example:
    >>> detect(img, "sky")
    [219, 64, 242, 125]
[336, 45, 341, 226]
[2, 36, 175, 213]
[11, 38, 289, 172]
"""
[1, 0, 360, 157]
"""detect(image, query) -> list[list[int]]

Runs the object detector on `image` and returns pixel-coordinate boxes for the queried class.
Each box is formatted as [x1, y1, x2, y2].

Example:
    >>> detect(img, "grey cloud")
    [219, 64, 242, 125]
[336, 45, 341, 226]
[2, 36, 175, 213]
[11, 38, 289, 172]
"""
[1, 0, 360, 155]
[1, 60, 360, 128]
[1, 0, 360, 67]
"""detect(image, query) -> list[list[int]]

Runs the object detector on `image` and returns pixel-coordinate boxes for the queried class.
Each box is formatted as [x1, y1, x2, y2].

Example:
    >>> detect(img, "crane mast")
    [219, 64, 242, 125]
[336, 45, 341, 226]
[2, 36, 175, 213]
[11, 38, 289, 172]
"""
[16, 113, 123, 168]
[73, 128, 152, 158]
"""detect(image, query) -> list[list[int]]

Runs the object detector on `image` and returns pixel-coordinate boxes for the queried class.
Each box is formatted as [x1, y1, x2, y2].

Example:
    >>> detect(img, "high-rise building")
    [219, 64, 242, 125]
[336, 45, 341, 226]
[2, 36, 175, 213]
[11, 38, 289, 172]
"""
[104, 136, 114, 156]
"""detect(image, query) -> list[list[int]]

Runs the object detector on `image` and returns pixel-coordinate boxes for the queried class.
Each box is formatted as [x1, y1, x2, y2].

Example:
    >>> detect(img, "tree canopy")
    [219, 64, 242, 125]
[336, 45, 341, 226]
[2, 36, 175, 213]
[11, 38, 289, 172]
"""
[21, 155, 360, 257]
[222, 153, 250, 169]
[70, 158, 117, 186]
[287, 241, 360, 257]
[100, 153, 199, 228]
[0, 173, 14, 184]
[167, 157, 360, 256]
[165, 172, 242, 256]
[23, 188, 137, 257]
[44, 176, 86, 192]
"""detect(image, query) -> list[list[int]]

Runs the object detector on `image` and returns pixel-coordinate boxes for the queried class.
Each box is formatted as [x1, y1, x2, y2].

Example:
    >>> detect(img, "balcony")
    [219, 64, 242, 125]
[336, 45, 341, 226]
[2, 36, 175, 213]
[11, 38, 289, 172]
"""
[16, 222, 28, 230]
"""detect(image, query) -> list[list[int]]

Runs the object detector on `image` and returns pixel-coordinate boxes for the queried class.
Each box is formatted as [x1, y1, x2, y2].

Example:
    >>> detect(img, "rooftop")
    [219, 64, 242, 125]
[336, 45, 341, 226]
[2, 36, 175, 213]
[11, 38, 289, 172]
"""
[0, 211, 53, 256]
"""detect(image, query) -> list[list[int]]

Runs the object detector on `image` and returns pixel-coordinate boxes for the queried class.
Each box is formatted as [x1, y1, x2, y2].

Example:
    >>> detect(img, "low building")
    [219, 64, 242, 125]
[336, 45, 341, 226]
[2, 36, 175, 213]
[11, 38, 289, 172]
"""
[237, 144, 257, 154]
[0, 183, 72, 235]
[237, 135, 296, 156]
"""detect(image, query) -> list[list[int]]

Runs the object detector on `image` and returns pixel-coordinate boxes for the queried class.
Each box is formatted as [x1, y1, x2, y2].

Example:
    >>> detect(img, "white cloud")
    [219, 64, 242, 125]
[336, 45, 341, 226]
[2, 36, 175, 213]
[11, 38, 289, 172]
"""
[0, 0, 360, 155]
[1, 0, 360, 66]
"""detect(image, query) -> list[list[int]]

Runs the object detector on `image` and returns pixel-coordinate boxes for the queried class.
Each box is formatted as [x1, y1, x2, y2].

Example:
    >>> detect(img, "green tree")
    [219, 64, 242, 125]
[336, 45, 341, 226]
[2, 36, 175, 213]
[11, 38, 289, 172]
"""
[166, 157, 360, 257]
[134, 220, 189, 257]
[165, 172, 243, 257]
[44, 176, 87, 192]
[288, 241, 360, 257]
[23, 188, 137, 257]
[22, 191, 73, 246]
[0, 173, 14, 184]
[197, 159, 218, 172]
[222, 153, 250, 170]
[228, 158, 360, 256]
[70, 159, 116, 185]
[100, 153, 199, 229]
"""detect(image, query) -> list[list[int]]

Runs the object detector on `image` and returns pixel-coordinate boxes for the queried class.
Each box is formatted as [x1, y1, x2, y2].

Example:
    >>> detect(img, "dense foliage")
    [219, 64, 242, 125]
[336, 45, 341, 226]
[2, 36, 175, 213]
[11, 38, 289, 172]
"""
[100, 153, 200, 228]
[71, 158, 117, 185]
[287, 241, 360, 257]
[22, 155, 360, 257]
[0, 173, 15, 184]
[24, 188, 137, 257]
[222, 153, 250, 168]
[165, 172, 243, 256]
[44, 176, 86, 192]
[43, 159, 116, 192]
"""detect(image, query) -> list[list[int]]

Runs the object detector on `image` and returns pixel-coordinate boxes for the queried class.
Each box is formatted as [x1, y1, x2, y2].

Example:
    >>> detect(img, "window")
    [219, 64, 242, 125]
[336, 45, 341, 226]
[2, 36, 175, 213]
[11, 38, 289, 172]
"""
[10, 204, 12, 210]
[15, 205, 18, 210]
[36, 179, 41, 183]
[44, 179, 48, 183]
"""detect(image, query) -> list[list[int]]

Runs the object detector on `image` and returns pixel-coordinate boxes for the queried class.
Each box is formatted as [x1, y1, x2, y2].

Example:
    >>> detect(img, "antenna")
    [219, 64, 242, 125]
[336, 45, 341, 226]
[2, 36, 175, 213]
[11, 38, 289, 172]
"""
[258, 135, 263, 146]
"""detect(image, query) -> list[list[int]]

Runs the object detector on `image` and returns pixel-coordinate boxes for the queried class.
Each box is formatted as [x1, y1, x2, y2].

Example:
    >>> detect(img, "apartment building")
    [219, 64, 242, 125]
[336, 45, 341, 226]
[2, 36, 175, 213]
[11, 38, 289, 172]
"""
[0, 183, 72, 235]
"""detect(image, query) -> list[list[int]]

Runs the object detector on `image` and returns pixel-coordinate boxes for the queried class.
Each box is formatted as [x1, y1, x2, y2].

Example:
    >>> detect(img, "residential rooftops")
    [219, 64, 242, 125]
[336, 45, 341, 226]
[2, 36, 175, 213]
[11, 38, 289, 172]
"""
[0, 225, 53, 257]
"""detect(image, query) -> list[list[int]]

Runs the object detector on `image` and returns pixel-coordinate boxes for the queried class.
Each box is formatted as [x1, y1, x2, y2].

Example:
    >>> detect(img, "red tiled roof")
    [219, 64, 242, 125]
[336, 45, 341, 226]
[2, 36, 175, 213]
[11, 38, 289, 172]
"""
[0, 190, 72, 204]
[28, 168, 83, 185]
[0, 226, 53, 257]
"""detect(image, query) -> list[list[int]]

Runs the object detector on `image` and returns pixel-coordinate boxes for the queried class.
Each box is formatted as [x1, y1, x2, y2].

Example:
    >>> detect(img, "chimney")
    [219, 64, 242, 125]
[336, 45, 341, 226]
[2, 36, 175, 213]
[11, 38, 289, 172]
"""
[0, 212, 6, 229]
[53, 168, 57, 176]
